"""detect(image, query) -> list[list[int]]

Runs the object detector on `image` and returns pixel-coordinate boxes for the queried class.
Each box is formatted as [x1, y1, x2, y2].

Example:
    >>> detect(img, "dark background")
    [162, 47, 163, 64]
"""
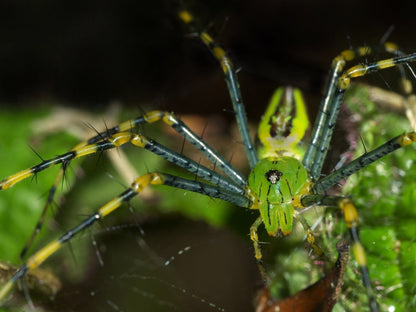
[1, 0, 416, 116]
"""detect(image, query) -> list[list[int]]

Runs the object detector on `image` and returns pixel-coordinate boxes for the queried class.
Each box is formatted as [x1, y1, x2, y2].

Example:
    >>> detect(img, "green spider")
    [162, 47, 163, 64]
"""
[1, 8, 416, 312]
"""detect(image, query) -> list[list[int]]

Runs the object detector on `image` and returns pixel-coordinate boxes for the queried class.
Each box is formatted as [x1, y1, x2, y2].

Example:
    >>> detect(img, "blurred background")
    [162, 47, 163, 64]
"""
[1, 0, 416, 112]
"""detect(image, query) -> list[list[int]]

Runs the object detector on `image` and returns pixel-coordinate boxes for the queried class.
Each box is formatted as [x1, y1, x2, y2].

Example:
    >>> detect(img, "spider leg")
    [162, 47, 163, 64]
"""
[19, 117, 145, 260]
[0, 111, 246, 191]
[2, 111, 247, 261]
[0, 172, 250, 302]
[303, 44, 416, 180]
[301, 194, 379, 312]
[295, 213, 326, 258]
[249, 216, 266, 280]
[313, 132, 416, 193]
[179, 10, 258, 168]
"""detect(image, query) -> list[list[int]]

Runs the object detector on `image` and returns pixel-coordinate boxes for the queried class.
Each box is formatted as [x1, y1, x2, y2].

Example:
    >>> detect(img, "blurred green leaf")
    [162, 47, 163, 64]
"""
[342, 85, 416, 311]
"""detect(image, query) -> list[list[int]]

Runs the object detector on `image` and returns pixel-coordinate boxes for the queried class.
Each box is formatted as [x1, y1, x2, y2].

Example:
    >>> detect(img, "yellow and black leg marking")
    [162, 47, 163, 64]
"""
[295, 213, 325, 258]
[301, 194, 378, 311]
[13, 9, 258, 264]
[313, 132, 416, 193]
[178, 10, 258, 168]
[303, 42, 416, 180]
[338, 199, 377, 312]
[0, 172, 250, 301]
[16, 110, 246, 259]
[248, 200, 327, 283]
[303, 131, 416, 310]
[4, 110, 248, 264]
[0, 111, 246, 192]
[249, 216, 267, 280]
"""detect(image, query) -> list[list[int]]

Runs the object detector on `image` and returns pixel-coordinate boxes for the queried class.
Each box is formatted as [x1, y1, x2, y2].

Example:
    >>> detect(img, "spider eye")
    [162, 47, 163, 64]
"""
[265, 169, 282, 184]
